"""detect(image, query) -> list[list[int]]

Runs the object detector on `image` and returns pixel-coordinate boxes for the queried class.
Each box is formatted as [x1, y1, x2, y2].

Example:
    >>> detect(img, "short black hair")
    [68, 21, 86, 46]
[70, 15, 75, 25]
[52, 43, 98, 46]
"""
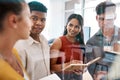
[28, 1, 47, 13]
[96, 1, 116, 15]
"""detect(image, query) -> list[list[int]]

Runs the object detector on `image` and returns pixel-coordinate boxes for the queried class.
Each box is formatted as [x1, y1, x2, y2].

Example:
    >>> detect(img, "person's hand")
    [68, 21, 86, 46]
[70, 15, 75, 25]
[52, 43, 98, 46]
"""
[94, 71, 107, 80]
[70, 60, 87, 75]
[73, 69, 83, 75]
[113, 42, 120, 52]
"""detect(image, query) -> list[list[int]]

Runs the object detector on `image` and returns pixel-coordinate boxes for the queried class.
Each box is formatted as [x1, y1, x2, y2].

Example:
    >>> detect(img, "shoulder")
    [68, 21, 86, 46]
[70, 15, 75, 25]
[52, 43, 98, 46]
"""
[14, 36, 33, 49]
[59, 36, 66, 40]
[86, 30, 101, 45]
[14, 40, 28, 48]
[50, 37, 62, 50]
[14, 39, 30, 57]
[40, 34, 48, 42]
[40, 34, 47, 39]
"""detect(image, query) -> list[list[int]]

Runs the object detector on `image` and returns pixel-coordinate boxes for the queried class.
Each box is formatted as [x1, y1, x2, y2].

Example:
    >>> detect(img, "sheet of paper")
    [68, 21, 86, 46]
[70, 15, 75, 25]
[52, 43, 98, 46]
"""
[39, 74, 61, 80]
[62, 57, 101, 71]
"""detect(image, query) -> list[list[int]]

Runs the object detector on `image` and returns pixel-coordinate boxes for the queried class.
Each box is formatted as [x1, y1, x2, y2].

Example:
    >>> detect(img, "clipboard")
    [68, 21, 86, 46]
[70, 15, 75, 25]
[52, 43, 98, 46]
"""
[62, 57, 101, 71]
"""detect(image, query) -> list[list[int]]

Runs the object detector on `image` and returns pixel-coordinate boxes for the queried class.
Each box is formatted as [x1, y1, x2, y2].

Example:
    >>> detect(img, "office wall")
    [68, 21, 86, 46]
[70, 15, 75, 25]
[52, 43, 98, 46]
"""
[45, 0, 65, 40]
[26, 0, 120, 41]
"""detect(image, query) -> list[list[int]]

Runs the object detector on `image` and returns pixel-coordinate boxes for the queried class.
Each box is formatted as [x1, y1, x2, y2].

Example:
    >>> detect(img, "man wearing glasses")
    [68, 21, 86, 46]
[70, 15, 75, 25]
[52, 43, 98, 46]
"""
[15, 1, 50, 80]
[86, 1, 119, 80]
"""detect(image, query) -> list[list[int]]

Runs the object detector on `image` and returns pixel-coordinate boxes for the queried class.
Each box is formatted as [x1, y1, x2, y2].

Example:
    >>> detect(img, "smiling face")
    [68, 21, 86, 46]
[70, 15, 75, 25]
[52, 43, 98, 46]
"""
[30, 11, 47, 35]
[66, 18, 81, 38]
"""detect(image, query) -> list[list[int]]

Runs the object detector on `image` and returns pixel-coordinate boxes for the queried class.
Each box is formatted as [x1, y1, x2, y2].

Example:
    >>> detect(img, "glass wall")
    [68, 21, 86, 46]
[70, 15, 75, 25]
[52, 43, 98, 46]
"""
[26, 0, 120, 42]
[73, 0, 120, 36]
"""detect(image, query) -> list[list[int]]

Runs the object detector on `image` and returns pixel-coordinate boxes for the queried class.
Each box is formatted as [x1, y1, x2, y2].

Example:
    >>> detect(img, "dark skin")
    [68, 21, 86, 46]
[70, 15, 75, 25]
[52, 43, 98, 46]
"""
[30, 11, 46, 42]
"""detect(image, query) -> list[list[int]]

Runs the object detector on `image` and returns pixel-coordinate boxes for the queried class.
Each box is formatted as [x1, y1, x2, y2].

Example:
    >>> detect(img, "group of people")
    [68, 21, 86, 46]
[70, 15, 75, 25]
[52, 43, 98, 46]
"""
[0, 0, 119, 80]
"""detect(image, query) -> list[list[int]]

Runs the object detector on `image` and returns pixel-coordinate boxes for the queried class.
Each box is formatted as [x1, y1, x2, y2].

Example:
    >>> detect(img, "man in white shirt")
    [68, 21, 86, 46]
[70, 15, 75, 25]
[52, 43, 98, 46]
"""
[15, 1, 50, 80]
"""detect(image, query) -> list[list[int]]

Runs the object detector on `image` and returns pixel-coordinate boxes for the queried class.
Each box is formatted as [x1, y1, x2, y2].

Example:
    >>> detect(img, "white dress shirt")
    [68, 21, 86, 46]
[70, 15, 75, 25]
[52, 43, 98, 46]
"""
[15, 34, 50, 80]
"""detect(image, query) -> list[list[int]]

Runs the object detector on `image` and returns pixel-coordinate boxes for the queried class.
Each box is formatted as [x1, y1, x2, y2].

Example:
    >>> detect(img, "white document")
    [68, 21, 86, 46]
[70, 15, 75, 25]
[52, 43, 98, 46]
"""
[39, 74, 61, 80]
[62, 57, 101, 71]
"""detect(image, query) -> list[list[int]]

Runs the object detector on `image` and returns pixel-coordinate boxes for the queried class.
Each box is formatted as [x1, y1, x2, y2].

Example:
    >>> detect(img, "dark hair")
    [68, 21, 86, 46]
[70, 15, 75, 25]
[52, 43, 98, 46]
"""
[63, 14, 84, 45]
[96, 1, 116, 15]
[28, 1, 47, 13]
[0, 0, 25, 31]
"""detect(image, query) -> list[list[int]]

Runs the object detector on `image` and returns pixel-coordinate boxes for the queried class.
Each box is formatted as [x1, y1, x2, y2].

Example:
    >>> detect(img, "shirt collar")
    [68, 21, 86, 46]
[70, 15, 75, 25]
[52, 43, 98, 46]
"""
[27, 36, 40, 46]
[96, 29, 103, 36]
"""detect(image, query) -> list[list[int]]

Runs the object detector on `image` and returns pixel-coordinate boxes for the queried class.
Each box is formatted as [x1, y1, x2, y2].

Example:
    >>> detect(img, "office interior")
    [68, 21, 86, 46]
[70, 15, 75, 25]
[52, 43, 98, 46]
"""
[24, 0, 120, 79]
[27, 0, 120, 44]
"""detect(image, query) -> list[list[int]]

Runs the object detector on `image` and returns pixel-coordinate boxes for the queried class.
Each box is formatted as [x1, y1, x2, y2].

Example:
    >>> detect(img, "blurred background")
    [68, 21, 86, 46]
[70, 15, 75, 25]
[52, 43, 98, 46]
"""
[26, 0, 120, 43]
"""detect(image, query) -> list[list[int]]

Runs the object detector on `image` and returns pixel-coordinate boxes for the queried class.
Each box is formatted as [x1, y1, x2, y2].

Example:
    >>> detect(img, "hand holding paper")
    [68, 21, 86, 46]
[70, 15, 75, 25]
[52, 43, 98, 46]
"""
[62, 57, 101, 71]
